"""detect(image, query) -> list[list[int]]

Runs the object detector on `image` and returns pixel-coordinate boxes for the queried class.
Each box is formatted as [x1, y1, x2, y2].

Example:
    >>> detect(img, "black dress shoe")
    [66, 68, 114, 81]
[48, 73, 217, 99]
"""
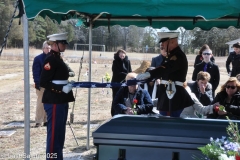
[43, 122, 47, 126]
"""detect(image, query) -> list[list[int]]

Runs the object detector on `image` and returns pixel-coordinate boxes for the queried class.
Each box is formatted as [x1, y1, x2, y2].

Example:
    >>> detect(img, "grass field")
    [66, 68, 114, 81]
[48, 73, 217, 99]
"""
[0, 48, 230, 160]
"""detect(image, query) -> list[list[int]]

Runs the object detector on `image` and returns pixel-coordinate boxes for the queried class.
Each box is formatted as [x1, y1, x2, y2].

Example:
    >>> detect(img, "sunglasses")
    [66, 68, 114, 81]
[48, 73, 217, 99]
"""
[226, 85, 236, 89]
[202, 53, 211, 55]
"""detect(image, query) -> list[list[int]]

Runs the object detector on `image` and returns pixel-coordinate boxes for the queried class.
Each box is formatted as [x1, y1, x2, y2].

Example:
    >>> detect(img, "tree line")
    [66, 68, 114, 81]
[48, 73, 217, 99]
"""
[1, 0, 240, 56]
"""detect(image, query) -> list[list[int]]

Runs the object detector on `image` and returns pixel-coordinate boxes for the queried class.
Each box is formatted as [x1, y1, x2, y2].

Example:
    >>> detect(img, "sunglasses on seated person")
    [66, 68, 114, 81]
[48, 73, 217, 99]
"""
[226, 85, 237, 89]
[202, 53, 211, 56]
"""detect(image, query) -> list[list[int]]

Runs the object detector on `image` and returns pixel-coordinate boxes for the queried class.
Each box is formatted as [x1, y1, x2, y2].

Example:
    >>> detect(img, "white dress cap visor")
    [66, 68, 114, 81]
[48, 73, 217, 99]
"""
[158, 32, 179, 43]
[47, 32, 68, 44]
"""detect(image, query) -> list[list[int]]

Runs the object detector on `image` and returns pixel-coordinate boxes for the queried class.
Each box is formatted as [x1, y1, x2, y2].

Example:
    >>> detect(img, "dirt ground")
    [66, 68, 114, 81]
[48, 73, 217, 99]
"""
[0, 48, 229, 160]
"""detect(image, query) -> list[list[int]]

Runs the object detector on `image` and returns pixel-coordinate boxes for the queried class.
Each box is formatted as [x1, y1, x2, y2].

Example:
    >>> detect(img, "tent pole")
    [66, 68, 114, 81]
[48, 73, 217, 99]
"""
[87, 19, 93, 150]
[22, 14, 30, 160]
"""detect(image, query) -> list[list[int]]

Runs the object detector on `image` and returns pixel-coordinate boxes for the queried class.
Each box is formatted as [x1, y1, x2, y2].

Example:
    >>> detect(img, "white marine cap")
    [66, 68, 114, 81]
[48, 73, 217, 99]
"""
[47, 32, 68, 44]
[157, 32, 179, 43]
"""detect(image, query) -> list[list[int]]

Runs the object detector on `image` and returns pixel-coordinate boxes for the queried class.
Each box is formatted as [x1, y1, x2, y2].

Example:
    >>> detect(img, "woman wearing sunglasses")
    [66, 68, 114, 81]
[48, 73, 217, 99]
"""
[207, 77, 240, 120]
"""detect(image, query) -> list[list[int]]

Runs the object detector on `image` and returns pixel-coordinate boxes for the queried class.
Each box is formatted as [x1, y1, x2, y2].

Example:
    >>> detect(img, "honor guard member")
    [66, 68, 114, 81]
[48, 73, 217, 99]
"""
[40, 32, 75, 160]
[136, 32, 194, 117]
[226, 42, 240, 77]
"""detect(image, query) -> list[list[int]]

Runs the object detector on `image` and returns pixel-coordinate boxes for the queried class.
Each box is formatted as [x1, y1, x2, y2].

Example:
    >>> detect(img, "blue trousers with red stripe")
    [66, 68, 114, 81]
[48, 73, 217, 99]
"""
[44, 103, 69, 160]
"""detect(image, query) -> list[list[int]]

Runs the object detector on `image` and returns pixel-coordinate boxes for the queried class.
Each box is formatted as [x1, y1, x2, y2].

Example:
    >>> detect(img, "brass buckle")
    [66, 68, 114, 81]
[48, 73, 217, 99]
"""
[167, 80, 173, 95]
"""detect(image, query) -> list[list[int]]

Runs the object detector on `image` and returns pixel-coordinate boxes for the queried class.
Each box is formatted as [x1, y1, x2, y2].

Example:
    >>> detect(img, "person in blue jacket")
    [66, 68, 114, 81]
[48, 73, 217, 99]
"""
[151, 47, 167, 67]
[113, 72, 153, 115]
[32, 41, 50, 127]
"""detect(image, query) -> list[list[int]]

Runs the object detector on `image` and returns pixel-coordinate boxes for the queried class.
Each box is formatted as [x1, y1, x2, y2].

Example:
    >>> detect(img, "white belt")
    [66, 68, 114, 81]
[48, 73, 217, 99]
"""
[52, 80, 68, 85]
[161, 80, 183, 86]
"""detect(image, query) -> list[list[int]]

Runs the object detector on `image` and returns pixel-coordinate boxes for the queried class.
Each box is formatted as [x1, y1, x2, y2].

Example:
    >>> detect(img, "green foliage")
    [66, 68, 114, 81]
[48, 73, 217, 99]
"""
[226, 117, 240, 143]
[195, 118, 240, 160]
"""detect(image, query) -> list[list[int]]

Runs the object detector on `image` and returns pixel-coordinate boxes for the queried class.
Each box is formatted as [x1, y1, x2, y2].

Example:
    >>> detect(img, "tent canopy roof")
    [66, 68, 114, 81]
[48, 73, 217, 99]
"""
[19, 0, 240, 30]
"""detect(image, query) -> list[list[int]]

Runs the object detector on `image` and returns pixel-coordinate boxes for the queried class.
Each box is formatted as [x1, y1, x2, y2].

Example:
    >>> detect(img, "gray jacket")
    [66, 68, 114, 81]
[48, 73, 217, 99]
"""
[180, 87, 214, 118]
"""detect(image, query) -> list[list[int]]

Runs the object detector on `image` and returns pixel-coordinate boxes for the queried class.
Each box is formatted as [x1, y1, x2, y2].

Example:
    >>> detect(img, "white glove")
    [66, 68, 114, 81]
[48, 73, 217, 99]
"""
[69, 72, 75, 77]
[228, 72, 231, 77]
[62, 83, 73, 94]
[136, 72, 150, 80]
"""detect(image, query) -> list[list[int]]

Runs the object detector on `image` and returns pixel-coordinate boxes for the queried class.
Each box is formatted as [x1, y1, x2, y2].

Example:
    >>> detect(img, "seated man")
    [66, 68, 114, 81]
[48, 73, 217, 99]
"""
[113, 72, 153, 115]
[187, 71, 213, 106]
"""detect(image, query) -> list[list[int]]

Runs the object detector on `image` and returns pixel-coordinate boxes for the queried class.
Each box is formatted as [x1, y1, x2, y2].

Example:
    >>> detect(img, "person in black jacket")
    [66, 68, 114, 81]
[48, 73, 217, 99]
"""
[226, 42, 240, 77]
[207, 77, 240, 120]
[40, 33, 75, 160]
[111, 49, 132, 116]
[194, 44, 215, 68]
[187, 71, 213, 106]
[113, 72, 153, 115]
[192, 48, 220, 97]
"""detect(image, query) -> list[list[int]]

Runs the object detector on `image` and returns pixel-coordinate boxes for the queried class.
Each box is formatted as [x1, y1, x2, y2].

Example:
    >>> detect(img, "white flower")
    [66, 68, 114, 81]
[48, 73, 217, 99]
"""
[210, 137, 213, 142]
[218, 154, 235, 160]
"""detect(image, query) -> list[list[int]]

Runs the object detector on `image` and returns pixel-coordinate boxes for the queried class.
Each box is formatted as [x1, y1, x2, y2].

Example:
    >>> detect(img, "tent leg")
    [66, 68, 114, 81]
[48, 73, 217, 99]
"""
[23, 14, 31, 160]
[87, 19, 93, 150]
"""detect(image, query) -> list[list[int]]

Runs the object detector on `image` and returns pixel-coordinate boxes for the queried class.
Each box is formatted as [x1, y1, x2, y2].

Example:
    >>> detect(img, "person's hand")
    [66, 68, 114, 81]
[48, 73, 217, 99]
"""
[213, 102, 220, 111]
[35, 83, 40, 90]
[156, 79, 161, 85]
[62, 83, 73, 94]
[124, 107, 134, 115]
[136, 72, 150, 80]
[69, 72, 75, 77]
[218, 110, 227, 115]
[213, 102, 220, 109]
[228, 72, 231, 77]
[199, 84, 206, 94]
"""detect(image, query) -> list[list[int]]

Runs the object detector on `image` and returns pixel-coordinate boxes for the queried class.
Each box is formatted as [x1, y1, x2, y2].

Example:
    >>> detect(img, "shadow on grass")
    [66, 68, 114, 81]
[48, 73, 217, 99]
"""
[70, 145, 97, 160]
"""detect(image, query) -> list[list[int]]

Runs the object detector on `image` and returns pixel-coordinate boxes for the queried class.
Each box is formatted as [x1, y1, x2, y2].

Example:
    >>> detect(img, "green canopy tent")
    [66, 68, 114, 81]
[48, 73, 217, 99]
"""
[17, 0, 240, 158]
[20, 0, 240, 30]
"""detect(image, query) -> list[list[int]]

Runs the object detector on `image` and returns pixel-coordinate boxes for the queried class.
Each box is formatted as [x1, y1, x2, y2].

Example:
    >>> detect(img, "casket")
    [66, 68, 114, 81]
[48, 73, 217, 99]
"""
[92, 115, 236, 160]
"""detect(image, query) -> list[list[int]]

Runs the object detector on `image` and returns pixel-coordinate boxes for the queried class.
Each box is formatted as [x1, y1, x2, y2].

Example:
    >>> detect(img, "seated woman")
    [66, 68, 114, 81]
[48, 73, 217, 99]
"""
[113, 72, 153, 115]
[207, 77, 240, 120]
[180, 83, 218, 118]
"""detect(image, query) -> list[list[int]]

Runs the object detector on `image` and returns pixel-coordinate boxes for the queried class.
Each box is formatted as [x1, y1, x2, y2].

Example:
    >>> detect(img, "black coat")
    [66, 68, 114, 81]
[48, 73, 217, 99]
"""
[111, 54, 132, 83]
[194, 54, 215, 68]
[187, 81, 213, 106]
[40, 50, 75, 104]
[209, 91, 240, 120]
[226, 52, 240, 77]
[148, 46, 194, 111]
[192, 61, 220, 92]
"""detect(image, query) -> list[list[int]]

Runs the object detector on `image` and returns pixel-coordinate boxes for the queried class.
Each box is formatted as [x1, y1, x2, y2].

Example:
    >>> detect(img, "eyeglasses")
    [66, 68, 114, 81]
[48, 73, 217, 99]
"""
[226, 85, 236, 89]
[202, 53, 211, 56]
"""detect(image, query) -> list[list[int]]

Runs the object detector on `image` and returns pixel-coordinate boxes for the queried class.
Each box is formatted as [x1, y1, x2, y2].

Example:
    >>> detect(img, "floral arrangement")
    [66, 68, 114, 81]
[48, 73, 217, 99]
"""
[193, 117, 240, 160]
[104, 73, 111, 82]
[132, 99, 138, 115]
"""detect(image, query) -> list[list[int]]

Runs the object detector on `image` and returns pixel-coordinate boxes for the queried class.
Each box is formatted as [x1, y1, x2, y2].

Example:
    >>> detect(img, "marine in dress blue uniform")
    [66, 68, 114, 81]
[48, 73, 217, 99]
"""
[40, 33, 75, 160]
[136, 32, 194, 117]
